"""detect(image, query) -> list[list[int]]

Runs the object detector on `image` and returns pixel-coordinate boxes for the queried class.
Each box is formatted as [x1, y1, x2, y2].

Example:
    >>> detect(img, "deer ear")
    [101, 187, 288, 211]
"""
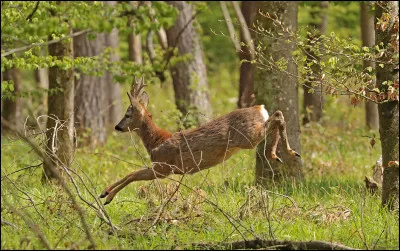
[139, 91, 149, 108]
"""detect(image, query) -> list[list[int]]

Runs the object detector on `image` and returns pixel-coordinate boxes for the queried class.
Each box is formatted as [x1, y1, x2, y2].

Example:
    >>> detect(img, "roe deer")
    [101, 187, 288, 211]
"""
[100, 77, 300, 205]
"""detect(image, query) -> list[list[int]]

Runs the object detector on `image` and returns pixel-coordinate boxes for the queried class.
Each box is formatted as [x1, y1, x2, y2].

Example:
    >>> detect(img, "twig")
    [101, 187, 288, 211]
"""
[1, 162, 43, 181]
[1, 29, 91, 58]
[1, 191, 51, 249]
[1, 217, 19, 229]
[220, 1, 240, 51]
[1, 118, 97, 249]
[26, 1, 40, 22]
[231, 1, 255, 59]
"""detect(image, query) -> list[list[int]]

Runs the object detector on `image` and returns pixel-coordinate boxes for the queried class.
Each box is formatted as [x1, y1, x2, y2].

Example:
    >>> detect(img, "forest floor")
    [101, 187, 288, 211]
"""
[1, 80, 399, 250]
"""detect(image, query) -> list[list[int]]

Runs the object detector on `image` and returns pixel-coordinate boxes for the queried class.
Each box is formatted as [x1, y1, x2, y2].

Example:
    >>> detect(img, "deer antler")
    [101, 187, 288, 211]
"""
[128, 77, 149, 107]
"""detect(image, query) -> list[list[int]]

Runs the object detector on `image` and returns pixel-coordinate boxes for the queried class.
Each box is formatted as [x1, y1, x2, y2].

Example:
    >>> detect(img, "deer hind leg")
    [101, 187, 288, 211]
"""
[100, 163, 173, 205]
[273, 111, 301, 158]
[270, 127, 283, 163]
[265, 111, 301, 162]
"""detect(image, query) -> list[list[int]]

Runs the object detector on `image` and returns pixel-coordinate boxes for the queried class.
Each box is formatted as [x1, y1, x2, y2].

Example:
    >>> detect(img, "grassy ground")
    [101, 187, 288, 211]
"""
[1, 77, 398, 250]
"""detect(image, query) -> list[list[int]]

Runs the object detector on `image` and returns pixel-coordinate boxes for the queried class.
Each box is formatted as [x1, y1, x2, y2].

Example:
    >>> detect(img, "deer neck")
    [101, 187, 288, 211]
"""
[137, 114, 171, 154]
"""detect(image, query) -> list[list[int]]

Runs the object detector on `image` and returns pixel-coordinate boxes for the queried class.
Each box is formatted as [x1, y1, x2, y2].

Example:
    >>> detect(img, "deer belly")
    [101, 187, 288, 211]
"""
[178, 147, 240, 174]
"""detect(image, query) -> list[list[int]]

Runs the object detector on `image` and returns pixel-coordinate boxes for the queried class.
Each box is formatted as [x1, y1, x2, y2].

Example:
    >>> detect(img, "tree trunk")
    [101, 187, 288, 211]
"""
[361, 1, 379, 130]
[104, 1, 123, 127]
[302, 1, 328, 125]
[2, 67, 23, 133]
[73, 32, 108, 148]
[34, 46, 49, 118]
[237, 1, 256, 108]
[127, 1, 143, 64]
[375, 1, 399, 211]
[165, 1, 212, 128]
[254, 1, 304, 187]
[44, 26, 75, 181]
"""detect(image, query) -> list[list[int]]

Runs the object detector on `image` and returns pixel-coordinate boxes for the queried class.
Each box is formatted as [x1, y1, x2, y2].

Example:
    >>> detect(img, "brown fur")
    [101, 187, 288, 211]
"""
[101, 79, 300, 204]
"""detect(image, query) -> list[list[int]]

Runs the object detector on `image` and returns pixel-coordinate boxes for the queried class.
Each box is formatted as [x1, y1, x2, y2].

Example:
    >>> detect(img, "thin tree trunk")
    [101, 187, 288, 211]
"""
[166, 1, 212, 127]
[104, 1, 123, 127]
[127, 1, 143, 64]
[254, 1, 304, 186]
[361, 1, 379, 130]
[237, 1, 256, 108]
[44, 26, 74, 181]
[375, 1, 399, 211]
[128, 32, 142, 64]
[302, 1, 328, 125]
[2, 67, 23, 132]
[73, 32, 107, 147]
[220, 1, 240, 51]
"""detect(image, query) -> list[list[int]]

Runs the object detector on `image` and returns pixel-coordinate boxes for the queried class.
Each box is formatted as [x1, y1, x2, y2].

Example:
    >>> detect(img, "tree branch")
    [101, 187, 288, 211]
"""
[220, 1, 240, 51]
[26, 1, 40, 22]
[193, 239, 358, 250]
[1, 29, 92, 58]
[231, 1, 255, 59]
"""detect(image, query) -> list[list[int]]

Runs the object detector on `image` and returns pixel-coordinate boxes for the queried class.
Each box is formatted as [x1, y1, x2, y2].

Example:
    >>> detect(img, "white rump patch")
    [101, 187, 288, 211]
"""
[260, 105, 269, 122]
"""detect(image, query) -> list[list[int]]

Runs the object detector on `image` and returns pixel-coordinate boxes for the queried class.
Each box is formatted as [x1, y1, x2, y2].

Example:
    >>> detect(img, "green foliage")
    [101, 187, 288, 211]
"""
[1, 1, 178, 100]
[1, 2, 399, 250]
[1, 92, 398, 249]
[256, 2, 399, 106]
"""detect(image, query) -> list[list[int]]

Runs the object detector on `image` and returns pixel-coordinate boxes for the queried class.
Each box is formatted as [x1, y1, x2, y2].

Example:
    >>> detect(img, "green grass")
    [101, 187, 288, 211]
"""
[1, 81, 398, 250]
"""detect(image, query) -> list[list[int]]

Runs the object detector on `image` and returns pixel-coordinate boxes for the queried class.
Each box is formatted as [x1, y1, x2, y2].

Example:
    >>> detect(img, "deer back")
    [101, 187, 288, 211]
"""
[150, 105, 269, 173]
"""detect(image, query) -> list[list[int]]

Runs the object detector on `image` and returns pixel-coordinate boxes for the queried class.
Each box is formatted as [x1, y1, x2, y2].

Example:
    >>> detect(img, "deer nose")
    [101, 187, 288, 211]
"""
[115, 125, 123, 131]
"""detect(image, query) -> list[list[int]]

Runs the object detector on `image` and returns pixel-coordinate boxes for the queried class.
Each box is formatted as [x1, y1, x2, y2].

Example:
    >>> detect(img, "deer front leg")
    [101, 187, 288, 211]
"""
[101, 163, 173, 205]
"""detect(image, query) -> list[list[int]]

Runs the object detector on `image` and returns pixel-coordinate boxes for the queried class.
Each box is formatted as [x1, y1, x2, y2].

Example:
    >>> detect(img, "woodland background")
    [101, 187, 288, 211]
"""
[1, 1, 399, 250]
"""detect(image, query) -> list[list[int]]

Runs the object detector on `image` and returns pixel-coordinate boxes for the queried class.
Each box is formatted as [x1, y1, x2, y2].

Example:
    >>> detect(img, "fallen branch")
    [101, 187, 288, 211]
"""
[193, 239, 359, 250]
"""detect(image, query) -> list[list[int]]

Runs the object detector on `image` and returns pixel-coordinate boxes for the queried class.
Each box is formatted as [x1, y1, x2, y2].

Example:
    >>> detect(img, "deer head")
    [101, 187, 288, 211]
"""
[115, 77, 149, 132]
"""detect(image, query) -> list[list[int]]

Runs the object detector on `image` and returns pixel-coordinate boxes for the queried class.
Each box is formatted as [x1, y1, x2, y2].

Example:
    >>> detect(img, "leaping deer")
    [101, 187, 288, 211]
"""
[100, 77, 300, 205]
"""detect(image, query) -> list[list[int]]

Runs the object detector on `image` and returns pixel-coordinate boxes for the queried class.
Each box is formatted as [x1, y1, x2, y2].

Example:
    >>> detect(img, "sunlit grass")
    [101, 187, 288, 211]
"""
[1, 83, 398, 250]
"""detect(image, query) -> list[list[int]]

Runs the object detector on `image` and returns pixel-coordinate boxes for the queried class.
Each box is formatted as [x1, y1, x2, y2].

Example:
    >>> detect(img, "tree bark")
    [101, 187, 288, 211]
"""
[104, 1, 123, 127]
[237, 1, 256, 108]
[44, 26, 75, 181]
[220, 1, 240, 51]
[73, 32, 108, 148]
[127, 1, 143, 64]
[254, 1, 304, 186]
[375, 1, 399, 211]
[166, 1, 212, 128]
[2, 67, 23, 132]
[302, 1, 328, 125]
[361, 1, 379, 130]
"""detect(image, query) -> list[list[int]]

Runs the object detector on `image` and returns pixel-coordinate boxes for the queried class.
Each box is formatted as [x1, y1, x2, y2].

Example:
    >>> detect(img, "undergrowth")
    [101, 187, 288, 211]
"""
[1, 80, 398, 250]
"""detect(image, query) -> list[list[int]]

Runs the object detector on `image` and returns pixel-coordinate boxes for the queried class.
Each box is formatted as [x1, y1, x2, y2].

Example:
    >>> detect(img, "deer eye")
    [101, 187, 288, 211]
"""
[125, 115, 131, 119]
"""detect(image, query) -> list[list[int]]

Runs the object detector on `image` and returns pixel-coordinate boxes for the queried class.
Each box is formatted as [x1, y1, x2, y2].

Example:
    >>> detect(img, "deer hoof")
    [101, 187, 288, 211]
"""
[289, 149, 301, 157]
[99, 191, 109, 198]
[275, 156, 283, 163]
[104, 200, 111, 206]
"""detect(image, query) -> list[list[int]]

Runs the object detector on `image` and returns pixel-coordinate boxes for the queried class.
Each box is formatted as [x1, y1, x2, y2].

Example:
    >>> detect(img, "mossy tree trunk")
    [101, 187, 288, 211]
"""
[166, 1, 212, 128]
[254, 1, 304, 187]
[73, 32, 108, 148]
[43, 26, 75, 181]
[361, 1, 379, 130]
[375, 1, 399, 211]
[104, 1, 123, 127]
